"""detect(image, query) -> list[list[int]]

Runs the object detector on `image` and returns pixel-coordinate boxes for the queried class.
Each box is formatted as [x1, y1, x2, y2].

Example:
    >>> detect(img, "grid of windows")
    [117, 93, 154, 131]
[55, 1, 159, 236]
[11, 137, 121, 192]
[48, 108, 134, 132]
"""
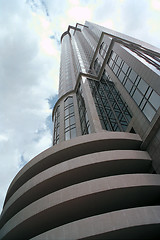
[59, 35, 73, 97]
[76, 83, 91, 135]
[99, 42, 108, 59]
[53, 105, 60, 145]
[88, 71, 132, 132]
[108, 50, 160, 122]
[64, 97, 76, 141]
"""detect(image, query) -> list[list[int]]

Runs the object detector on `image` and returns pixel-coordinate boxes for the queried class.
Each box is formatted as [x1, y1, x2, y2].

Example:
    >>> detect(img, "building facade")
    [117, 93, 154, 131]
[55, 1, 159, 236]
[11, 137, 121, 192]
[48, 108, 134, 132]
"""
[1, 21, 160, 239]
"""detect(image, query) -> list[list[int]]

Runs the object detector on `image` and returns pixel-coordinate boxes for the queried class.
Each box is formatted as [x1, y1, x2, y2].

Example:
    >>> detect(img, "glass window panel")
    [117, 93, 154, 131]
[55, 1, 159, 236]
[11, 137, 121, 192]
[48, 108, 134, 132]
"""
[138, 79, 148, 94]
[140, 98, 147, 110]
[88, 125, 91, 133]
[108, 59, 113, 68]
[119, 71, 125, 82]
[145, 88, 152, 98]
[57, 126, 59, 135]
[149, 91, 160, 110]
[130, 85, 136, 96]
[133, 89, 143, 105]
[129, 69, 137, 82]
[143, 102, 156, 122]
[65, 130, 70, 140]
[65, 108, 69, 116]
[125, 113, 132, 121]
[101, 120, 106, 129]
[116, 57, 122, 66]
[85, 112, 89, 122]
[125, 80, 133, 92]
[68, 97, 73, 105]
[134, 76, 141, 86]
[122, 63, 129, 73]
[113, 65, 119, 75]
[82, 120, 86, 129]
[71, 128, 76, 138]
[112, 52, 116, 60]
[64, 98, 69, 106]
[122, 124, 127, 131]
[69, 105, 74, 114]
[70, 115, 75, 125]
[65, 118, 69, 128]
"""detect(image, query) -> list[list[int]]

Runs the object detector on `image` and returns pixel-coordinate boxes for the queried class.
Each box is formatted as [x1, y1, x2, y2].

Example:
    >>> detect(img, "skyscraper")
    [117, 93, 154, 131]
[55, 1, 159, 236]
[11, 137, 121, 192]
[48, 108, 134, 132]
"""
[0, 21, 160, 239]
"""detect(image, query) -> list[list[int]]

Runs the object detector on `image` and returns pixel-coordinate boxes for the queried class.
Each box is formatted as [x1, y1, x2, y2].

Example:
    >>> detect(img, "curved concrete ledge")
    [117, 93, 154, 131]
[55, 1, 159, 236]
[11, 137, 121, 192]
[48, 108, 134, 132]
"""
[30, 206, 160, 240]
[1, 174, 160, 240]
[4, 132, 142, 205]
[0, 150, 151, 228]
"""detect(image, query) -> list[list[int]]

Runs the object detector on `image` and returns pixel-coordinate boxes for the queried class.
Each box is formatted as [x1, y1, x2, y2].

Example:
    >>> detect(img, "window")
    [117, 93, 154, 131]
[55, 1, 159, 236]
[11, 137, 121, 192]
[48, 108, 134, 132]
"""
[76, 83, 91, 135]
[88, 71, 132, 132]
[94, 58, 101, 75]
[99, 42, 108, 59]
[64, 97, 76, 141]
[149, 91, 160, 110]
[108, 50, 160, 122]
[53, 105, 60, 145]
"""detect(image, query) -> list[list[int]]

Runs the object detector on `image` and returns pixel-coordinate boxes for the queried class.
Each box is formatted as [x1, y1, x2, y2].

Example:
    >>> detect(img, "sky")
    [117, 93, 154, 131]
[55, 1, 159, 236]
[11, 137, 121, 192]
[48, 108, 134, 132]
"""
[0, 0, 160, 213]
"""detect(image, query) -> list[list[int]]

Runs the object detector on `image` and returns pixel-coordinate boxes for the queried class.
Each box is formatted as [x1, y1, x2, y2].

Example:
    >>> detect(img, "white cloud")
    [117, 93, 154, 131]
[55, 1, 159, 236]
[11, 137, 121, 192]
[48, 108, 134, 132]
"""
[67, 6, 92, 22]
[0, 0, 59, 213]
[0, 0, 160, 215]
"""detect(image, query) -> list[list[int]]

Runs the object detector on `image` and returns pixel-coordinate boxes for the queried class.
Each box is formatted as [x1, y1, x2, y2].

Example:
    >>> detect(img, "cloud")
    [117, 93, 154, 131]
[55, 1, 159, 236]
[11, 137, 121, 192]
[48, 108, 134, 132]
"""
[121, 0, 149, 32]
[120, 0, 160, 48]
[67, 6, 92, 22]
[0, 0, 59, 212]
[0, 0, 160, 215]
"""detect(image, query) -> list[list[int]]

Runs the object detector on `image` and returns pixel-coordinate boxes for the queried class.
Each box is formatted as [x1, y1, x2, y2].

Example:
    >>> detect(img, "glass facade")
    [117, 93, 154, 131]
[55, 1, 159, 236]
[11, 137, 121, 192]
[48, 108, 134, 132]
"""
[59, 35, 74, 97]
[64, 96, 76, 140]
[88, 71, 132, 131]
[108, 50, 160, 122]
[99, 42, 108, 59]
[76, 83, 91, 135]
[94, 58, 101, 75]
[53, 105, 60, 145]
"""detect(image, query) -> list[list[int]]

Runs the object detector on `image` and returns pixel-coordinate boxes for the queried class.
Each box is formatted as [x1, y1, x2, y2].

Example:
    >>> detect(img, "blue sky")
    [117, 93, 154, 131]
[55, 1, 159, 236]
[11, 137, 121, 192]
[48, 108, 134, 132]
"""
[0, 0, 160, 213]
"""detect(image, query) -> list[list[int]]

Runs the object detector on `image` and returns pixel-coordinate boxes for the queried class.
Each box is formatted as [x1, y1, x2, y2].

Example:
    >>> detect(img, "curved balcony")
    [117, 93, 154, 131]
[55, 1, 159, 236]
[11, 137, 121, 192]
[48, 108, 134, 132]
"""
[1, 174, 160, 239]
[4, 132, 142, 205]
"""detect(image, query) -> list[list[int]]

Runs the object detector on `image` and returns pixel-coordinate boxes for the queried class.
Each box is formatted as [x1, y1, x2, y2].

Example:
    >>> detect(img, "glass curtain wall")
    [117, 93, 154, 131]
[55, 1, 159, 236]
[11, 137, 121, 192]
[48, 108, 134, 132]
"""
[88, 71, 132, 131]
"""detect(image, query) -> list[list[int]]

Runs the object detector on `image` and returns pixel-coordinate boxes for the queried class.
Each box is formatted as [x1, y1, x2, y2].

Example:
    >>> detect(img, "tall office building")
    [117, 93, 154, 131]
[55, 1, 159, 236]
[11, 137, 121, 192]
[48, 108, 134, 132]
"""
[1, 21, 160, 239]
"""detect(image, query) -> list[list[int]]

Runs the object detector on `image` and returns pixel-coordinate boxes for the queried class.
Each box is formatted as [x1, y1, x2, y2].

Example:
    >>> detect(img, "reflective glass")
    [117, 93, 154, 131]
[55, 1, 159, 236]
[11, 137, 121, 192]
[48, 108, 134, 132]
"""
[65, 108, 69, 116]
[108, 59, 113, 68]
[129, 69, 137, 82]
[65, 130, 70, 140]
[69, 106, 74, 114]
[138, 79, 148, 94]
[65, 118, 69, 127]
[125, 80, 133, 93]
[113, 65, 119, 75]
[145, 88, 152, 98]
[122, 63, 129, 73]
[112, 52, 116, 60]
[119, 71, 125, 82]
[116, 57, 122, 66]
[140, 98, 147, 110]
[70, 115, 75, 125]
[133, 89, 143, 105]
[71, 128, 76, 138]
[130, 85, 136, 96]
[149, 91, 160, 110]
[143, 102, 156, 122]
